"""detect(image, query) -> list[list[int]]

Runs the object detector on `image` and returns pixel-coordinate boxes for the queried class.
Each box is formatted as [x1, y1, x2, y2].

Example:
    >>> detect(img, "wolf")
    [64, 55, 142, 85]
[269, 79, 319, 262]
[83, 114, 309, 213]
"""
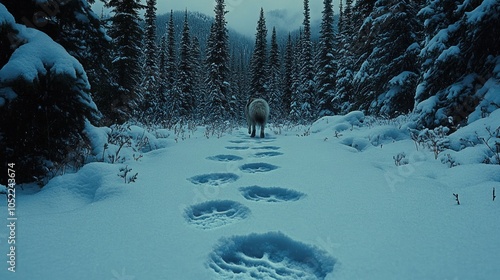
[245, 97, 269, 138]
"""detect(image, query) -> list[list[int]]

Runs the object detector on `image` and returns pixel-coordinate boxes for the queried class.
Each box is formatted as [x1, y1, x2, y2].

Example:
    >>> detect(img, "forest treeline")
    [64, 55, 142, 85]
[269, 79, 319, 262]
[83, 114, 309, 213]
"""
[0, 0, 499, 182]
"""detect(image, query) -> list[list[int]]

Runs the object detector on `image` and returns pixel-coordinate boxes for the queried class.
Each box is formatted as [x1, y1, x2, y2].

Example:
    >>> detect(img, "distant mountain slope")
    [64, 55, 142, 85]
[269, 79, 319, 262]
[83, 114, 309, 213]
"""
[156, 11, 254, 59]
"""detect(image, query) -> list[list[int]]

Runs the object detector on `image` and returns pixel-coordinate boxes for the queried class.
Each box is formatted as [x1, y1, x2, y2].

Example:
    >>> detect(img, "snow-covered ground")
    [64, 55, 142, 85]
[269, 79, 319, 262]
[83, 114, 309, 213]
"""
[1, 111, 499, 280]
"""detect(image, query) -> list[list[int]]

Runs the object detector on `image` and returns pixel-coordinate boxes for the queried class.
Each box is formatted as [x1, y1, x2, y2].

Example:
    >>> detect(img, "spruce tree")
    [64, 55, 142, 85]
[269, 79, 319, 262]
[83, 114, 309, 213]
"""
[338, 0, 344, 35]
[283, 33, 295, 120]
[157, 34, 168, 101]
[164, 10, 182, 122]
[415, 0, 500, 127]
[351, 0, 422, 116]
[2, 0, 113, 124]
[178, 10, 196, 119]
[0, 4, 99, 183]
[166, 10, 177, 91]
[106, 0, 145, 123]
[250, 8, 268, 100]
[316, 0, 337, 117]
[268, 27, 282, 120]
[205, 0, 231, 122]
[333, 0, 356, 114]
[290, 30, 304, 121]
[294, 0, 315, 122]
[141, 0, 159, 122]
[190, 36, 204, 120]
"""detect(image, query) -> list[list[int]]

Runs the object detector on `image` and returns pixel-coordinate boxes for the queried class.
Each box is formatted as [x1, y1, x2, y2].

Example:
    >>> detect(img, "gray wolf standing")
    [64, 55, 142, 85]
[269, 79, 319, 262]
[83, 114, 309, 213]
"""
[245, 98, 269, 138]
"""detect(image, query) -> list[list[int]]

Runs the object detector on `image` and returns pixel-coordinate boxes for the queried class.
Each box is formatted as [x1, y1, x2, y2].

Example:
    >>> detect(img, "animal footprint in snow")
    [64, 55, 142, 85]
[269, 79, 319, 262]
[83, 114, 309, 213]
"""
[252, 146, 280, 150]
[239, 163, 278, 173]
[188, 173, 239, 186]
[239, 186, 305, 202]
[228, 140, 247, 144]
[208, 232, 335, 279]
[225, 146, 250, 150]
[206, 154, 243, 162]
[184, 200, 250, 230]
[254, 151, 283, 158]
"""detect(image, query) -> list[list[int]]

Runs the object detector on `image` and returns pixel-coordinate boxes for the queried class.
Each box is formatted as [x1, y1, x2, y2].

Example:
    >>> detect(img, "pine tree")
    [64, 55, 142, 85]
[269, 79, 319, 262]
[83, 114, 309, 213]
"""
[290, 30, 303, 121]
[166, 10, 177, 91]
[143, 0, 158, 78]
[178, 10, 196, 119]
[141, 0, 159, 121]
[158, 34, 167, 95]
[338, 0, 344, 35]
[343, 0, 354, 38]
[415, 0, 500, 127]
[165, 10, 182, 122]
[250, 8, 268, 100]
[333, 0, 355, 114]
[190, 36, 204, 119]
[294, 0, 316, 122]
[283, 33, 295, 120]
[2, 0, 114, 124]
[106, 0, 145, 123]
[205, 0, 231, 122]
[351, 0, 422, 116]
[316, 0, 337, 117]
[0, 4, 99, 183]
[333, 0, 376, 115]
[268, 27, 282, 120]
[230, 49, 250, 121]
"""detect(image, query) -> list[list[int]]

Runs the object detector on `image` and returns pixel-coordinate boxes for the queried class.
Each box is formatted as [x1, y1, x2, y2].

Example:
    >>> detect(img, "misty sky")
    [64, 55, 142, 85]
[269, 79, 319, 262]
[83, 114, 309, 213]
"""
[92, 0, 340, 37]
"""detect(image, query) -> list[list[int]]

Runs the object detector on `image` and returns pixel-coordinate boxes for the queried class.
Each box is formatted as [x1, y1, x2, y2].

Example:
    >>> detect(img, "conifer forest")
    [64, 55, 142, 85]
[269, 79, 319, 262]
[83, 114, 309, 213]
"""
[1, 0, 499, 183]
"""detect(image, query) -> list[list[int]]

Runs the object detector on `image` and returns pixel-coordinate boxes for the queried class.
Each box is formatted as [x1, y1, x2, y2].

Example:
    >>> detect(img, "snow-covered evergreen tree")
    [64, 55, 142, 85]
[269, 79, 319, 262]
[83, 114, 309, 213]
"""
[230, 49, 251, 121]
[2, 0, 114, 124]
[338, 0, 344, 35]
[292, 0, 316, 122]
[142, 0, 159, 100]
[351, 0, 422, 117]
[204, 0, 231, 122]
[250, 8, 268, 100]
[0, 4, 99, 183]
[290, 30, 303, 121]
[268, 27, 282, 120]
[106, 0, 144, 123]
[164, 10, 184, 122]
[316, 0, 337, 117]
[333, 0, 356, 114]
[415, 0, 500, 128]
[282, 33, 295, 120]
[165, 10, 177, 91]
[178, 10, 196, 120]
[190, 35, 204, 120]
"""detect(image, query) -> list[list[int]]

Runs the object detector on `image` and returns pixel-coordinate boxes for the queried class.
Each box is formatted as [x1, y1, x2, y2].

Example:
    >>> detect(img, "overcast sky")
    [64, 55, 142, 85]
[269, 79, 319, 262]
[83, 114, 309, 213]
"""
[92, 0, 340, 37]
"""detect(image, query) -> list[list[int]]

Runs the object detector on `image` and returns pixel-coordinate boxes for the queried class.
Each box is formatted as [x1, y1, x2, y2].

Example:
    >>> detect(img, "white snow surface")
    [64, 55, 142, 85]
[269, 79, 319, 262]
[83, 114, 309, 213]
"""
[1, 111, 499, 280]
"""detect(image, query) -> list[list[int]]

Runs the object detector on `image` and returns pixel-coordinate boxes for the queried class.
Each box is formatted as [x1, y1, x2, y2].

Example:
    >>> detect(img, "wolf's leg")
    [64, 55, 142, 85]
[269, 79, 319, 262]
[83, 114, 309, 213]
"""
[251, 124, 256, 137]
[248, 123, 251, 134]
[260, 124, 265, 138]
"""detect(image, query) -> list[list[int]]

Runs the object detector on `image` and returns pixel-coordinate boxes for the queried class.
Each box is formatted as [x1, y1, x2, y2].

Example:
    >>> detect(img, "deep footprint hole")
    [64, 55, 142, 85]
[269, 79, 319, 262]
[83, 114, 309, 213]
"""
[185, 200, 250, 230]
[228, 140, 247, 144]
[207, 154, 243, 162]
[188, 173, 239, 186]
[225, 146, 250, 150]
[239, 186, 305, 202]
[239, 163, 279, 173]
[208, 232, 335, 279]
[252, 146, 280, 150]
[254, 151, 283, 158]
